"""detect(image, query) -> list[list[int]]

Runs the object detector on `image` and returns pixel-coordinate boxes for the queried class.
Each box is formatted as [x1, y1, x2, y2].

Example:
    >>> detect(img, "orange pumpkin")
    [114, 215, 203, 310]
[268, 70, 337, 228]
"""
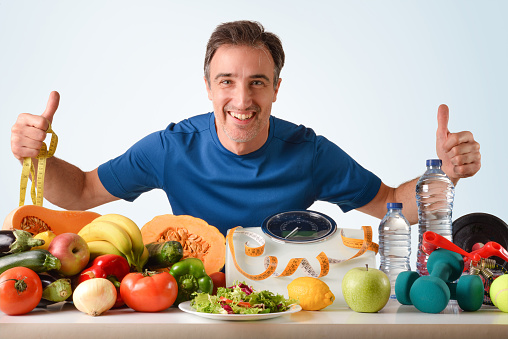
[141, 214, 225, 275]
[2, 205, 101, 235]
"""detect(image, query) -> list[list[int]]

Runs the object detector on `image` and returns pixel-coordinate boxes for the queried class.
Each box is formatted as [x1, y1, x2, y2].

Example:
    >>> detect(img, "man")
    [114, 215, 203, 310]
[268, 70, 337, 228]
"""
[10, 21, 481, 235]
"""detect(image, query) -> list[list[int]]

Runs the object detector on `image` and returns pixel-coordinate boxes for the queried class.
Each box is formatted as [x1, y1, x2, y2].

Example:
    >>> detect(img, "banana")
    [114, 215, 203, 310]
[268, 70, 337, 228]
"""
[135, 245, 149, 272]
[93, 214, 144, 263]
[78, 220, 134, 266]
[87, 240, 125, 260]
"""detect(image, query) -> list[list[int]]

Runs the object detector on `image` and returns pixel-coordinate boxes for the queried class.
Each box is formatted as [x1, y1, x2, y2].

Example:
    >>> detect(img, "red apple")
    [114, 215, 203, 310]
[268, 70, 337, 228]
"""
[48, 233, 90, 276]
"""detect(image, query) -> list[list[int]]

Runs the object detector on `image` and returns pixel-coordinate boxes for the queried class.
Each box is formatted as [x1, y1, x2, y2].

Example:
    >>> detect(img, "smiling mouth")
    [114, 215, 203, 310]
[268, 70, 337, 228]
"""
[229, 112, 255, 121]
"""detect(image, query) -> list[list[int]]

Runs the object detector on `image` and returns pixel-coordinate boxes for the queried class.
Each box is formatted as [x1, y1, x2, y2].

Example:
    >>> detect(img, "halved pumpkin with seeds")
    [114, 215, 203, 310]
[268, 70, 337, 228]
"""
[2, 205, 101, 235]
[141, 214, 225, 275]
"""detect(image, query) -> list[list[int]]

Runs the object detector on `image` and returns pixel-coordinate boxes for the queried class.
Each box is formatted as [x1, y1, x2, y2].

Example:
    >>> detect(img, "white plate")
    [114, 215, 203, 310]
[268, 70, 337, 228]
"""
[178, 301, 302, 321]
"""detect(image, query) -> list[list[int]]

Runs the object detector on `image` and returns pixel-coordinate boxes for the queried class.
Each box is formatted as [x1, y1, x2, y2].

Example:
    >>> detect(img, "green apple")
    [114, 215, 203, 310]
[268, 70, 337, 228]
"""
[342, 265, 391, 313]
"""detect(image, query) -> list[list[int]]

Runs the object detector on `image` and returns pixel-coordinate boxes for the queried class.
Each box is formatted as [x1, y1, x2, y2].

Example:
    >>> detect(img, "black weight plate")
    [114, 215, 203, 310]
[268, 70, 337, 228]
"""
[453, 213, 508, 267]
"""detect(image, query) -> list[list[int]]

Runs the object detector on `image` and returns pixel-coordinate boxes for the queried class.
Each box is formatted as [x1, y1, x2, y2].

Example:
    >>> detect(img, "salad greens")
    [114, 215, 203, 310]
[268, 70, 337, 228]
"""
[190, 282, 298, 314]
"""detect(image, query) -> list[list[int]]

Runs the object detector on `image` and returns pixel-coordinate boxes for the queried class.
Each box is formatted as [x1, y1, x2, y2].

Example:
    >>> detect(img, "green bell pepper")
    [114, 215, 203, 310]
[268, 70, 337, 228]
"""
[169, 258, 213, 304]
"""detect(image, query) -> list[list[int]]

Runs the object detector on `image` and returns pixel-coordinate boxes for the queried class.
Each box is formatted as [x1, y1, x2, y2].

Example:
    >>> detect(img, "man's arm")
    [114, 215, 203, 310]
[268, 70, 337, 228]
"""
[40, 158, 118, 210]
[357, 104, 481, 224]
[11, 91, 118, 210]
[357, 180, 419, 224]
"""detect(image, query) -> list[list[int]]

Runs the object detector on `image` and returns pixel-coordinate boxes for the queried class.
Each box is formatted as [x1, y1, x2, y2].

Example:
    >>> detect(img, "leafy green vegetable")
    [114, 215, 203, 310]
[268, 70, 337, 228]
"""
[190, 281, 298, 315]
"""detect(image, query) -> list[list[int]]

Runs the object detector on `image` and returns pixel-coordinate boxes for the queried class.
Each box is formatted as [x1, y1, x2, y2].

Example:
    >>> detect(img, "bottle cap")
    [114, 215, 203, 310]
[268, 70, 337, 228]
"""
[426, 159, 442, 166]
[387, 203, 403, 209]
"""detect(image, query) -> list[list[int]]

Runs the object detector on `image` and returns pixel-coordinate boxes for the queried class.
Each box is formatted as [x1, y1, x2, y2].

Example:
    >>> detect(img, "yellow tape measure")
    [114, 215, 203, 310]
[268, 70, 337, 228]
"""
[19, 123, 58, 207]
[227, 225, 378, 281]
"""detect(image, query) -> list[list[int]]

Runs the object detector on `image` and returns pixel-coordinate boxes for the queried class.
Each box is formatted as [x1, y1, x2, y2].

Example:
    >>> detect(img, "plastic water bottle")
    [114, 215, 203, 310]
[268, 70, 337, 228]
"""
[378, 203, 411, 299]
[415, 159, 455, 276]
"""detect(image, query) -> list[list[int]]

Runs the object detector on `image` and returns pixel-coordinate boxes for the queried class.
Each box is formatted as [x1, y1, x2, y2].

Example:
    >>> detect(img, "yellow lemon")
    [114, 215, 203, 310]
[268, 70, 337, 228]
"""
[287, 277, 335, 310]
[32, 231, 56, 250]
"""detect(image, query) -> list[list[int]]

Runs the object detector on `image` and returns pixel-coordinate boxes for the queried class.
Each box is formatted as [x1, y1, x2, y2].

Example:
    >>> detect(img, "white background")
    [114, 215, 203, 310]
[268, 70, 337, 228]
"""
[1, 0, 506, 268]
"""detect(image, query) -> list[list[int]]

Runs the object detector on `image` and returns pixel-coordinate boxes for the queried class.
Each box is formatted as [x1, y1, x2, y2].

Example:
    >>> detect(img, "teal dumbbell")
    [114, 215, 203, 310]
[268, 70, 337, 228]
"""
[447, 277, 484, 312]
[395, 248, 484, 313]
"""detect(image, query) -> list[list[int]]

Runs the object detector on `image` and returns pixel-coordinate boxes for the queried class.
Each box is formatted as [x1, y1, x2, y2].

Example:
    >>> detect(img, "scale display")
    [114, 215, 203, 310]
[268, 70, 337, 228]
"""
[261, 210, 337, 244]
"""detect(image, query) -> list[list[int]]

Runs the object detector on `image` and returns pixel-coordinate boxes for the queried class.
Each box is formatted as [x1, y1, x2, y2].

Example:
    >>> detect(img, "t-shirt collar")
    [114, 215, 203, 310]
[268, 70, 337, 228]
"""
[208, 112, 274, 157]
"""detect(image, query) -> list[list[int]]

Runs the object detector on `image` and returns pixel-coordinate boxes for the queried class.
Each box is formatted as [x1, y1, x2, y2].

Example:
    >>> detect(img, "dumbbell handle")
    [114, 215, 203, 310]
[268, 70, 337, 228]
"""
[447, 282, 461, 300]
[430, 261, 455, 282]
[423, 231, 508, 263]
[423, 232, 474, 258]
[470, 242, 508, 262]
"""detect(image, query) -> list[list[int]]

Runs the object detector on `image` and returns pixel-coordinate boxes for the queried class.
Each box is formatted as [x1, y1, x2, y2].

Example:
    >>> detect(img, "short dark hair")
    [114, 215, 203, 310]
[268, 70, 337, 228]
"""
[204, 20, 285, 87]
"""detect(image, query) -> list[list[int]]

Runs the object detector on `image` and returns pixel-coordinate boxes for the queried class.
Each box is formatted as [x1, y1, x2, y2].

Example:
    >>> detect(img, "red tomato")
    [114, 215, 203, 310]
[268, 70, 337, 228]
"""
[219, 296, 233, 303]
[210, 271, 226, 295]
[0, 267, 43, 315]
[120, 271, 177, 312]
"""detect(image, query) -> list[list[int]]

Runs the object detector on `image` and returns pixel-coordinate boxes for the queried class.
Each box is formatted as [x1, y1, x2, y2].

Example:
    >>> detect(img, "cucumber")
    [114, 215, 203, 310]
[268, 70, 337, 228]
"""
[0, 230, 45, 257]
[146, 241, 183, 269]
[36, 273, 72, 308]
[0, 249, 61, 275]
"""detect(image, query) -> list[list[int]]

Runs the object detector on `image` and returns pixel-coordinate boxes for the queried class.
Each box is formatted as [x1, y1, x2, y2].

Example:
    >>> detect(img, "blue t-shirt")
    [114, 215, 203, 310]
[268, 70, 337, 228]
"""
[98, 113, 381, 235]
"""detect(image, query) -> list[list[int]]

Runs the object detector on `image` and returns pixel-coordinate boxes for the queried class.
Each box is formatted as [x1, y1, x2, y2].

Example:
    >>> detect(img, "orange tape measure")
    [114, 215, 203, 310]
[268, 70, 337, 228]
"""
[19, 123, 58, 207]
[226, 225, 378, 281]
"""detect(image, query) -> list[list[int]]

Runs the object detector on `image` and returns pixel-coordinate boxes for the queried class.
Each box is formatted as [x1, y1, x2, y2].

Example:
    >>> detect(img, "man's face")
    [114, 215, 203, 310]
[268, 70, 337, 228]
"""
[205, 44, 281, 155]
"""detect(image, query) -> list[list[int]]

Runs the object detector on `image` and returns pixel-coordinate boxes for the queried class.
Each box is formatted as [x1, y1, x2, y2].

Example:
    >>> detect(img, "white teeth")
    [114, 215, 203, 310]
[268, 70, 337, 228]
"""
[230, 112, 253, 120]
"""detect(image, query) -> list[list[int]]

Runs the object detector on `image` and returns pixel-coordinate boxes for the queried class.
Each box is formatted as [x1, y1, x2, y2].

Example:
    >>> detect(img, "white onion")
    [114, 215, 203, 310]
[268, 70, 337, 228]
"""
[73, 278, 117, 316]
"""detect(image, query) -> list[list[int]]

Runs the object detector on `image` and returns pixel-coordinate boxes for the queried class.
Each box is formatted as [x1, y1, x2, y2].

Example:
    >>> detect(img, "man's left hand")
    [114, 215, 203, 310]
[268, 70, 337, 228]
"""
[436, 104, 481, 185]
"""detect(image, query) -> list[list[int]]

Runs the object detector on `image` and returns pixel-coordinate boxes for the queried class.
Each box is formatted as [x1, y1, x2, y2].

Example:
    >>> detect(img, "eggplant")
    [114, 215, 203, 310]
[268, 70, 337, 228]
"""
[0, 230, 44, 257]
[36, 273, 72, 308]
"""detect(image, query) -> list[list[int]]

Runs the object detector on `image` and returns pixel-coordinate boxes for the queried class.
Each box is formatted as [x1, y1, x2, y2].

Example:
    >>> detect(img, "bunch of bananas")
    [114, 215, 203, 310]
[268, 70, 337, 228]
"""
[78, 214, 148, 271]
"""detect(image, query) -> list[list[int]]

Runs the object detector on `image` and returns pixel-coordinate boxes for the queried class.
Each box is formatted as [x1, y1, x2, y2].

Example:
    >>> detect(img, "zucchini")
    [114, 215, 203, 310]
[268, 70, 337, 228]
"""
[146, 241, 183, 269]
[0, 230, 45, 257]
[36, 273, 72, 308]
[0, 249, 61, 275]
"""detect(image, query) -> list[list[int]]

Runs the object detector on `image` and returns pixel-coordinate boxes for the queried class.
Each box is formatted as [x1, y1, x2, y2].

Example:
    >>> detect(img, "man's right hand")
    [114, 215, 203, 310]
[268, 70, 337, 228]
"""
[11, 91, 60, 161]
[9, 90, 118, 210]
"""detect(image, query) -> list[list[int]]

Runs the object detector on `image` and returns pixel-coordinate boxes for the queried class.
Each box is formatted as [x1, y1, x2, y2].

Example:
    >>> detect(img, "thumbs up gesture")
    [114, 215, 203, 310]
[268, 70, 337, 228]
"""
[11, 91, 60, 161]
[436, 104, 481, 185]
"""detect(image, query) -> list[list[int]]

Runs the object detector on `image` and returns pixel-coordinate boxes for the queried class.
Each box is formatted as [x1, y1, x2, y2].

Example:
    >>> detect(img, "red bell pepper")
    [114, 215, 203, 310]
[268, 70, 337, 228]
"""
[77, 254, 130, 308]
